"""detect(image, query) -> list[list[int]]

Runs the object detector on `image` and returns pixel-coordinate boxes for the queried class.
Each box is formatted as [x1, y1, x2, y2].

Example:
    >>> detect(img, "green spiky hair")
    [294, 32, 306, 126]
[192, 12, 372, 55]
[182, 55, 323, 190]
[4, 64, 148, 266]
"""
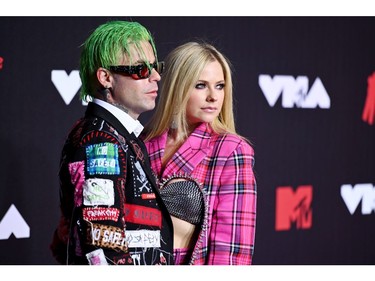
[79, 20, 157, 101]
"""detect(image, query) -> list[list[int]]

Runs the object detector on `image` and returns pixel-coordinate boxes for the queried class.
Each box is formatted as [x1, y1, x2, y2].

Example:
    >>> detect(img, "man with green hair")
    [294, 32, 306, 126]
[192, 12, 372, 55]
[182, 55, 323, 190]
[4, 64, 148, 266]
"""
[50, 20, 174, 265]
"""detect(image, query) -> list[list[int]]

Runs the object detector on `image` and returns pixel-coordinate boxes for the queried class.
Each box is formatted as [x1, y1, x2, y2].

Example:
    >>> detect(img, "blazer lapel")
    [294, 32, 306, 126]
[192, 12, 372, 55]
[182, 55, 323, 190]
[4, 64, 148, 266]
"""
[163, 123, 212, 176]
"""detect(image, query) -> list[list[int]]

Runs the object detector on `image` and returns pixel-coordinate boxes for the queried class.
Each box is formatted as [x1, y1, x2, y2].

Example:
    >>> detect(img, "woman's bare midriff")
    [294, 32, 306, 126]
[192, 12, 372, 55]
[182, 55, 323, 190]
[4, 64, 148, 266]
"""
[171, 215, 197, 249]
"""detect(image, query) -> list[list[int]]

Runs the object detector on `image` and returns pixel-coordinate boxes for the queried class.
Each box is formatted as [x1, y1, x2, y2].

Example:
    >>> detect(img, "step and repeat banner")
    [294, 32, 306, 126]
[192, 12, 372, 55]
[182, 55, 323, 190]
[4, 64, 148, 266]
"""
[0, 17, 374, 265]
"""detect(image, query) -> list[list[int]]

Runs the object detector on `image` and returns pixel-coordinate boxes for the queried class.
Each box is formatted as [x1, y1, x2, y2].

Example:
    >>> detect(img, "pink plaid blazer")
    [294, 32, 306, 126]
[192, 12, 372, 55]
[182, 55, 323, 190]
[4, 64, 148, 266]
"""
[144, 122, 257, 265]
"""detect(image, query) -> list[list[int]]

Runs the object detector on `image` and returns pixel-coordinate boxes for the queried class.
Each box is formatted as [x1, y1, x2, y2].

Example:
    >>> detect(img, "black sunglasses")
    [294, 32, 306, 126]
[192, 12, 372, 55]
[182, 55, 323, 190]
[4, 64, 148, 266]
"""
[109, 61, 164, 80]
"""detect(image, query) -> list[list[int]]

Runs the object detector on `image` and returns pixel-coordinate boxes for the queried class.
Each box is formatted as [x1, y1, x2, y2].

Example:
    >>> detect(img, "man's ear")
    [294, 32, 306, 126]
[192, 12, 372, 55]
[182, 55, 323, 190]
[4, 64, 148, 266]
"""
[97, 67, 112, 89]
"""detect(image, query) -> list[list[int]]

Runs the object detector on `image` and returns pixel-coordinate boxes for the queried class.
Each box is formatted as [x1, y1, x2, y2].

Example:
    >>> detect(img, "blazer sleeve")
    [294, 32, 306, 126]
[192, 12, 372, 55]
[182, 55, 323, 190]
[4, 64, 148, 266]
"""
[207, 138, 257, 265]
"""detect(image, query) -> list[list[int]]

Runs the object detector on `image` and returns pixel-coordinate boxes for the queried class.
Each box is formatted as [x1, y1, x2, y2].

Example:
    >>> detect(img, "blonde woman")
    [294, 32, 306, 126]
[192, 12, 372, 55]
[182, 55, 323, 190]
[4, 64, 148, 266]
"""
[143, 41, 257, 265]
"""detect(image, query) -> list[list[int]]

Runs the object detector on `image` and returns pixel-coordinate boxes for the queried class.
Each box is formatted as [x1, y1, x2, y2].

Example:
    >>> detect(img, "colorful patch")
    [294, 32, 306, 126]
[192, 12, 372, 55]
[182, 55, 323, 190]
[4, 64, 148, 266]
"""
[86, 143, 120, 175]
[68, 161, 85, 207]
[83, 178, 114, 206]
[87, 223, 162, 252]
[86, 248, 108, 265]
[124, 203, 162, 228]
[141, 193, 156, 200]
[87, 223, 128, 252]
[83, 207, 119, 221]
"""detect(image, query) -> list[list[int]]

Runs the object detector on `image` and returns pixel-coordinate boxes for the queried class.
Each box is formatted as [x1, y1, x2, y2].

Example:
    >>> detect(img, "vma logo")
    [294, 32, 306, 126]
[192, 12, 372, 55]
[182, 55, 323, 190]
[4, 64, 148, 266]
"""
[275, 185, 313, 231]
[259, 75, 331, 109]
[0, 204, 30, 240]
[341, 183, 375, 215]
[51, 70, 82, 105]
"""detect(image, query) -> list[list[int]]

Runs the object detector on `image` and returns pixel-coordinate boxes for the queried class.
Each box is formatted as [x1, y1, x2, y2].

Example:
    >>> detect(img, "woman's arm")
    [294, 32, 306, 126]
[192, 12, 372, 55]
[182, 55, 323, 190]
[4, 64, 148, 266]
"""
[208, 138, 257, 265]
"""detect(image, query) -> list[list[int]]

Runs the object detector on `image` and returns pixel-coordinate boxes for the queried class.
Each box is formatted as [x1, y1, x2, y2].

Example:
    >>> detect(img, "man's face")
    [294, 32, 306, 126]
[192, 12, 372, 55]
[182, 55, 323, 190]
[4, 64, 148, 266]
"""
[107, 41, 161, 120]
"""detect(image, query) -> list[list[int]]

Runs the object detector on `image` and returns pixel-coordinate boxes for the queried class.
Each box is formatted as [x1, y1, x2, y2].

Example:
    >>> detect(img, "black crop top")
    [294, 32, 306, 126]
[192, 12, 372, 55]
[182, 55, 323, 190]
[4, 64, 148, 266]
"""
[159, 180, 204, 225]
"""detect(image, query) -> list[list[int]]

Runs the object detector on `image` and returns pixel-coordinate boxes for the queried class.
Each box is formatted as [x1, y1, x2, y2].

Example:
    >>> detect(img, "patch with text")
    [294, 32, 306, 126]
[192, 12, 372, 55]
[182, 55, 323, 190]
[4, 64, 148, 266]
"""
[83, 178, 114, 206]
[86, 142, 120, 175]
[83, 207, 119, 221]
[124, 203, 162, 228]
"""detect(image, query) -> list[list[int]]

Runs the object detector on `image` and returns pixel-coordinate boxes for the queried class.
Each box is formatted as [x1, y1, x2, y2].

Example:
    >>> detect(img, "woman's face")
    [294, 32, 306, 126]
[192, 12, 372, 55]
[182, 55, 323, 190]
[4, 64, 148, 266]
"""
[186, 60, 225, 126]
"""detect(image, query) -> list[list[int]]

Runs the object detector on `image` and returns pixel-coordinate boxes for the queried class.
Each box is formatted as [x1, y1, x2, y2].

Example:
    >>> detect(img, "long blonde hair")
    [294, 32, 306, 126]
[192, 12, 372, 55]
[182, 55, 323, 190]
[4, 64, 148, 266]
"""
[144, 41, 237, 142]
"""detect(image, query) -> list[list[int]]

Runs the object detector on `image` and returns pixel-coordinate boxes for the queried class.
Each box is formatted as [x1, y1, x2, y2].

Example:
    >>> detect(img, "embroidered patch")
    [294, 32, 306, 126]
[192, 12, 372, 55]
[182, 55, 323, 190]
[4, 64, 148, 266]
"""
[83, 207, 120, 221]
[124, 203, 162, 228]
[130, 158, 153, 198]
[83, 178, 114, 206]
[86, 248, 108, 265]
[125, 230, 161, 248]
[86, 143, 120, 175]
[87, 223, 128, 252]
[68, 161, 85, 207]
[141, 193, 156, 200]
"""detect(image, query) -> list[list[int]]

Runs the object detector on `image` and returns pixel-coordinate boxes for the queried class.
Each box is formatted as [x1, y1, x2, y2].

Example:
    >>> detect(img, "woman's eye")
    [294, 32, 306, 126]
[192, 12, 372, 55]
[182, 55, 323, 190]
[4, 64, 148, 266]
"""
[195, 83, 206, 89]
[216, 83, 225, 90]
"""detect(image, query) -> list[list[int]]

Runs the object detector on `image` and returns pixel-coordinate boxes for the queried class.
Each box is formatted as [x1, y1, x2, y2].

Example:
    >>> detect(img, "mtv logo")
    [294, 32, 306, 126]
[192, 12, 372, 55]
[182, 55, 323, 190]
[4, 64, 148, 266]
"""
[275, 185, 313, 231]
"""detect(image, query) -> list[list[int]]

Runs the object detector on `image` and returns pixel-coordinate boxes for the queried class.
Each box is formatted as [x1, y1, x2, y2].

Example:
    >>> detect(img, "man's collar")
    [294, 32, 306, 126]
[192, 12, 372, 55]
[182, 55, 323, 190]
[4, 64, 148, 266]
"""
[93, 99, 144, 137]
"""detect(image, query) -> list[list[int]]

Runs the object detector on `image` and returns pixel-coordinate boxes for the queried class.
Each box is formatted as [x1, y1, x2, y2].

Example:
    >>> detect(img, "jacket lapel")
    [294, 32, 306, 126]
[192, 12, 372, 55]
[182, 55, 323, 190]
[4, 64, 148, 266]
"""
[163, 123, 212, 176]
[85, 102, 156, 189]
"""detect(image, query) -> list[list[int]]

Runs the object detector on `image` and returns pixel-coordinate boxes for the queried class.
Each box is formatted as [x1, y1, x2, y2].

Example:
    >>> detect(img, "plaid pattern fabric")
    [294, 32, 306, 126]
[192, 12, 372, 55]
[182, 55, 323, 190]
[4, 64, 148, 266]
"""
[145, 122, 257, 265]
